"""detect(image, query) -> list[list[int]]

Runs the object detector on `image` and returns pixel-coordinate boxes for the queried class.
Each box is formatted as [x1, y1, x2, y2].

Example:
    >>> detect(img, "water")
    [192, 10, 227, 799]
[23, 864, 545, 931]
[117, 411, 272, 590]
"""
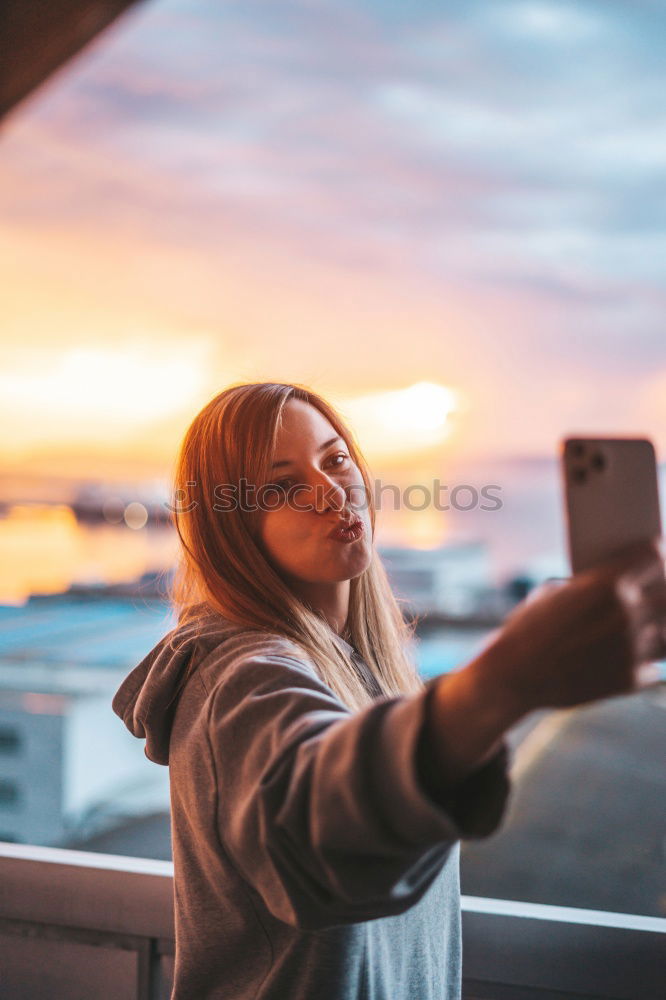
[2, 456, 664, 606]
[0, 504, 178, 606]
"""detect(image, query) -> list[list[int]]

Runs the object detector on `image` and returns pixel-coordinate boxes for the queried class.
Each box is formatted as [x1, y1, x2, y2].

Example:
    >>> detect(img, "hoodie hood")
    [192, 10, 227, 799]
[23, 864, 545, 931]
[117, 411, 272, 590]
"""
[113, 609, 362, 766]
[112, 609, 245, 766]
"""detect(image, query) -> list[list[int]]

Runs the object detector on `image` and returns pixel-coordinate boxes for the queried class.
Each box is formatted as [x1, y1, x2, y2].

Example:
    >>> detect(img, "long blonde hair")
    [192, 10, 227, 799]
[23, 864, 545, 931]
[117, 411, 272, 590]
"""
[168, 381, 423, 710]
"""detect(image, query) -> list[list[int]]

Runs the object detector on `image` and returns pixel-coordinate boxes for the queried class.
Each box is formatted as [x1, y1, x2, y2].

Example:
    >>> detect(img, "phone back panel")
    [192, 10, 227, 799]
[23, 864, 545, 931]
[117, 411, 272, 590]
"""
[562, 437, 662, 574]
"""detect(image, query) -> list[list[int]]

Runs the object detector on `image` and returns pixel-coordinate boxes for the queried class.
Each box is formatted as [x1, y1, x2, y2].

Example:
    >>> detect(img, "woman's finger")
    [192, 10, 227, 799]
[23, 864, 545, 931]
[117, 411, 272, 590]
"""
[634, 661, 663, 689]
[597, 539, 663, 583]
[617, 576, 666, 632]
[634, 621, 666, 664]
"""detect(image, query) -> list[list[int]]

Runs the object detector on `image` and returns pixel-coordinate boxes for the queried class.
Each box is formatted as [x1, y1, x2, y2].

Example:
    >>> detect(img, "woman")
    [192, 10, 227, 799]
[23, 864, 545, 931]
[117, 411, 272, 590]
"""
[113, 381, 666, 1000]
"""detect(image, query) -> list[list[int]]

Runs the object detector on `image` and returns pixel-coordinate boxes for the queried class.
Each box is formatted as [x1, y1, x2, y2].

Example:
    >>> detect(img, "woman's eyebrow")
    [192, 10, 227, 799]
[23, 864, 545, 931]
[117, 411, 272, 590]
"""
[271, 435, 343, 469]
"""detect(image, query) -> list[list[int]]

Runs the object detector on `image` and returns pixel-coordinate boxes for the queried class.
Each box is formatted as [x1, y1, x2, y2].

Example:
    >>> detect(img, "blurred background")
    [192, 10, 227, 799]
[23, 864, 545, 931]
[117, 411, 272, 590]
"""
[1, 0, 665, 919]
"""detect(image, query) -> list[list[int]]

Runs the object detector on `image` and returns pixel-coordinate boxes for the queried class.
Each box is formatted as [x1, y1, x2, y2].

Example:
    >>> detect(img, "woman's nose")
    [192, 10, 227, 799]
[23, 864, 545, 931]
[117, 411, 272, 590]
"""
[310, 473, 346, 514]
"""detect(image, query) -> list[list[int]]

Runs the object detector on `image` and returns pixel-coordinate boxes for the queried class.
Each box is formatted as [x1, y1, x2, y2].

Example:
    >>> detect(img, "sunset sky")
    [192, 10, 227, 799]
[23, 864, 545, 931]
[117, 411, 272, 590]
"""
[2, 0, 665, 480]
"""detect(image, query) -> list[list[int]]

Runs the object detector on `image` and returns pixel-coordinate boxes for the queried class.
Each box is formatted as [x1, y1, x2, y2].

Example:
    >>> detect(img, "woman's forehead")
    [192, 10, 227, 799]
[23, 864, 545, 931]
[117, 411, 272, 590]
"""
[277, 399, 337, 444]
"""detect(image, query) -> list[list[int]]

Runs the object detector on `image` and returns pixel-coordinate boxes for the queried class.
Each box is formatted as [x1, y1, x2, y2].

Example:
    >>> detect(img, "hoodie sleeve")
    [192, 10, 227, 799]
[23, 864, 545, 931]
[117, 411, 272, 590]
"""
[206, 646, 511, 931]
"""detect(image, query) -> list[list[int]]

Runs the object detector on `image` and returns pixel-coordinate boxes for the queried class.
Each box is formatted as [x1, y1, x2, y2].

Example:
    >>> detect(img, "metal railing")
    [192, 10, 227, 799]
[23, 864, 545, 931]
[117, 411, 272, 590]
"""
[0, 842, 173, 1000]
[1, 842, 664, 999]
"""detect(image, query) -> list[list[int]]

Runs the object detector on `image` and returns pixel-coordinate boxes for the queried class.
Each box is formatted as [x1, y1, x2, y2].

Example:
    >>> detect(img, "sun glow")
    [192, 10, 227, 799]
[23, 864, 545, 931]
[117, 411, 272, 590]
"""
[0, 342, 211, 454]
[337, 381, 460, 459]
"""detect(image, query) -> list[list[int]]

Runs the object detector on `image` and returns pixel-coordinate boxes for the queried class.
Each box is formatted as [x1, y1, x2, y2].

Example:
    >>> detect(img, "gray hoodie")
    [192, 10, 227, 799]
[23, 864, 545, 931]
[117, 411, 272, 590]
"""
[112, 610, 511, 999]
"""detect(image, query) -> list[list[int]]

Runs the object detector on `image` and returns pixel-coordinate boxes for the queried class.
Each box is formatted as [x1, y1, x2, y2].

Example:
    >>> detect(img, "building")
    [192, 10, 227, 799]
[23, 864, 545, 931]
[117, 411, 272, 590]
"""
[379, 540, 492, 616]
[0, 594, 174, 845]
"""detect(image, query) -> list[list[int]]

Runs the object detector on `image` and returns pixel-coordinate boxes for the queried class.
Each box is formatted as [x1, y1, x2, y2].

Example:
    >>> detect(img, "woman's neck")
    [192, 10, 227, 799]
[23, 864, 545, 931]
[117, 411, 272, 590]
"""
[295, 579, 350, 635]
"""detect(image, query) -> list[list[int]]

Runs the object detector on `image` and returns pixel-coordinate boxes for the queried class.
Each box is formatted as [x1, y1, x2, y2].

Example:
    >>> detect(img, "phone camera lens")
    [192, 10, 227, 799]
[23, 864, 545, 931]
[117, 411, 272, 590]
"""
[591, 452, 606, 472]
[571, 443, 585, 458]
[572, 466, 587, 484]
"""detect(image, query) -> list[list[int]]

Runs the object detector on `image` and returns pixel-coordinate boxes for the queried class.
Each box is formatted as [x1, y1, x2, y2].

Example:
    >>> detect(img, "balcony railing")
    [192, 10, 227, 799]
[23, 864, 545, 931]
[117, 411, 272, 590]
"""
[1, 841, 664, 999]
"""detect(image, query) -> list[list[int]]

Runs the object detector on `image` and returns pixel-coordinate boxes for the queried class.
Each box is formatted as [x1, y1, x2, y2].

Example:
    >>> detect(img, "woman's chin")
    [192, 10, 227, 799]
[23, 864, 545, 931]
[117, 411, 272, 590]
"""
[333, 545, 373, 580]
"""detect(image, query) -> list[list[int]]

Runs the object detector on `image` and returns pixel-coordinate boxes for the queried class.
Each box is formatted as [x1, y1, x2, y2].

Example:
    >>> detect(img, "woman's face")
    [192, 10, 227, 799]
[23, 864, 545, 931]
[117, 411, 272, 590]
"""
[257, 399, 373, 588]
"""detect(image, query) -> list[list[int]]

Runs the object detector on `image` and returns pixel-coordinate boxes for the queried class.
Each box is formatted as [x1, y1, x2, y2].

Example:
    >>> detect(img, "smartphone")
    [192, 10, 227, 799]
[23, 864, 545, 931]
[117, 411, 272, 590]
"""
[561, 436, 662, 575]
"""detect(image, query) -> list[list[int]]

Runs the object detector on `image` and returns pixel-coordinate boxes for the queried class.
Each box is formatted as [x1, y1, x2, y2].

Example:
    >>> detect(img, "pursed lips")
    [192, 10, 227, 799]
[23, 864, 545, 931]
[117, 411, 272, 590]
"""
[326, 516, 364, 541]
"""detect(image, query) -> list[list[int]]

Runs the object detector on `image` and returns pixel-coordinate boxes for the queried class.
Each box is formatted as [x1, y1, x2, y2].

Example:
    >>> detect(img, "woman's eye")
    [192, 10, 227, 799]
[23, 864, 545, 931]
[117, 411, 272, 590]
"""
[260, 479, 293, 505]
[261, 457, 349, 506]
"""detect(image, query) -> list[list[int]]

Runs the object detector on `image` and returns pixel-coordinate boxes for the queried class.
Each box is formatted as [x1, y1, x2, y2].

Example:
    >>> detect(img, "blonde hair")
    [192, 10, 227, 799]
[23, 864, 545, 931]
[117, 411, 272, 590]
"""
[168, 381, 423, 711]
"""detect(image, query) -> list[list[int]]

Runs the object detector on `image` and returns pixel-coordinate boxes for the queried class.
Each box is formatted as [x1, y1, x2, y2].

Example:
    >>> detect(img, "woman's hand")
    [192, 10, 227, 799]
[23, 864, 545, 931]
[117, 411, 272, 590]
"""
[480, 539, 666, 719]
[423, 540, 666, 789]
